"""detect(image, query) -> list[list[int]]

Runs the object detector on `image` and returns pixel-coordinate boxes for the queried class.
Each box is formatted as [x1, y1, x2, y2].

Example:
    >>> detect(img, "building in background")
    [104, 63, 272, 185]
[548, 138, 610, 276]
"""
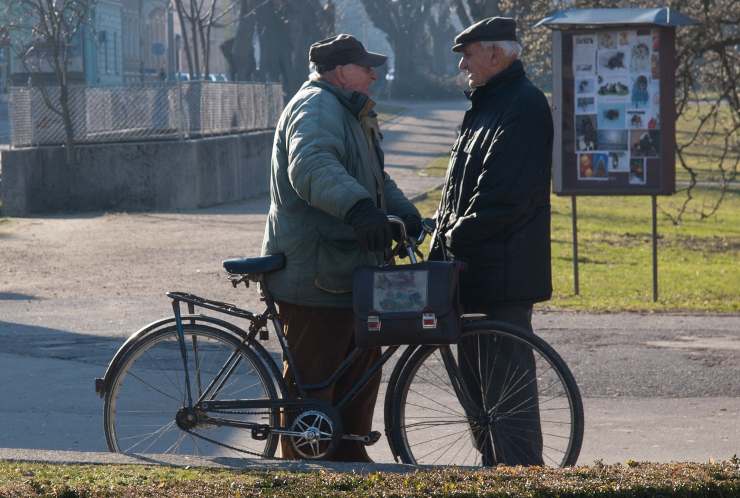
[0, 37, 9, 94]
[0, 13, 11, 92]
[86, 0, 125, 85]
[4, 0, 119, 86]
[122, 0, 170, 82]
[172, 0, 234, 79]
[3, 0, 235, 87]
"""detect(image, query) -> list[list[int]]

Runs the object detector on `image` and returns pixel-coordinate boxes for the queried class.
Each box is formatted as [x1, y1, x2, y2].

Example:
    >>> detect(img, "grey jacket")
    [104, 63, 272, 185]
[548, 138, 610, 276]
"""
[261, 79, 418, 307]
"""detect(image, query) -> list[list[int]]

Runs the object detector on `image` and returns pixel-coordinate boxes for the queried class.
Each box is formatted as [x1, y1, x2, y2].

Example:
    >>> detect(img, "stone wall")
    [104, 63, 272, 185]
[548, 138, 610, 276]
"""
[0, 131, 272, 216]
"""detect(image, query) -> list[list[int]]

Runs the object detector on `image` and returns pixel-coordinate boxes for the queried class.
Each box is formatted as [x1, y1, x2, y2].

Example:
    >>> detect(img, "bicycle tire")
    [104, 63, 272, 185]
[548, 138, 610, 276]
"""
[388, 321, 583, 467]
[104, 323, 280, 457]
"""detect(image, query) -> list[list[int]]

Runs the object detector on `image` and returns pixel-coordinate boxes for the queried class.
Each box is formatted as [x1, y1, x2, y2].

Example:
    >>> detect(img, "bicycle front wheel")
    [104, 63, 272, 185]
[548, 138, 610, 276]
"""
[104, 323, 280, 457]
[389, 321, 583, 467]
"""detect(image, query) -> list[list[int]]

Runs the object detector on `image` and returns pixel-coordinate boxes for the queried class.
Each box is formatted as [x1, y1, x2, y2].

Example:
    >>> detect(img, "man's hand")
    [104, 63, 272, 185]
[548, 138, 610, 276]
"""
[345, 199, 392, 252]
[402, 214, 423, 240]
[443, 226, 457, 252]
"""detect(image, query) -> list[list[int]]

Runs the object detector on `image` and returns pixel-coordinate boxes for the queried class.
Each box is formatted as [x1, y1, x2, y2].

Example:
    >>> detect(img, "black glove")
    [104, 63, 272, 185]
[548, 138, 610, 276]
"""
[345, 199, 392, 252]
[402, 213, 423, 240]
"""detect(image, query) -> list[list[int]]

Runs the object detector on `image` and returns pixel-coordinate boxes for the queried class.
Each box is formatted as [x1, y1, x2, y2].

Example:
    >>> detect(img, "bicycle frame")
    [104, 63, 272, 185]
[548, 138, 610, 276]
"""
[167, 287, 406, 424]
[164, 215, 475, 434]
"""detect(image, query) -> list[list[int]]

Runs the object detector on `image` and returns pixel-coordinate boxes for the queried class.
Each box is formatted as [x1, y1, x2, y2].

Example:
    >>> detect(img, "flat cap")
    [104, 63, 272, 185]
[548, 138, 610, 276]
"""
[452, 17, 517, 52]
[309, 34, 387, 69]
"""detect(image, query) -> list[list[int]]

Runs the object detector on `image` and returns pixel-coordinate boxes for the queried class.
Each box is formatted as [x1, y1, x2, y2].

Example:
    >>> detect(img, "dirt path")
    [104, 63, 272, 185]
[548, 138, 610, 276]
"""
[0, 99, 467, 334]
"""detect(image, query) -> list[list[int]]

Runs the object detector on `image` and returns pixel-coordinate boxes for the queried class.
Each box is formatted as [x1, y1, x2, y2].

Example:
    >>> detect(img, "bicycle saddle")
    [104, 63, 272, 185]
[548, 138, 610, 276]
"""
[222, 254, 285, 275]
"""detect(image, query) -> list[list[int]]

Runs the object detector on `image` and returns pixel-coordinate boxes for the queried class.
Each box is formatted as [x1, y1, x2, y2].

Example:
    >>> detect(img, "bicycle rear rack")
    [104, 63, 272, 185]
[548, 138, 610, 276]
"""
[167, 291, 270, 341]
[167, 291, 258, 321]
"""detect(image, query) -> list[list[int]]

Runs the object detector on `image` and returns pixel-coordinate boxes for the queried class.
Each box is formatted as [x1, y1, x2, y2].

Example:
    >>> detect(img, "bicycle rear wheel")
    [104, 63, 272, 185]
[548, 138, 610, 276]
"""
[389, 321, 583, 467]
[104, 323, 279, 457]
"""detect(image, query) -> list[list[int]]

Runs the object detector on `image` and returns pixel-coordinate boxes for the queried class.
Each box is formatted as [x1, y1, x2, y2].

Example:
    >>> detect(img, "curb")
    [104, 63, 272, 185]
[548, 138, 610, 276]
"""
[0, 448, 421, 474]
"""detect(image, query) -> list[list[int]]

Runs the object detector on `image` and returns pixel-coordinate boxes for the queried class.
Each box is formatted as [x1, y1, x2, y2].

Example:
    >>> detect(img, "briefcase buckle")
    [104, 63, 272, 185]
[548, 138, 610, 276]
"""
[422, 313, 437, 329]
[367, 315, 381, 332]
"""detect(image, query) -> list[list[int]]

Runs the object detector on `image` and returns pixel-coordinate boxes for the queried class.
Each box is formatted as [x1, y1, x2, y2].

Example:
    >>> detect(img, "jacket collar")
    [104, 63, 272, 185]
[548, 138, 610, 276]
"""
[306, 79, 375, 119]
[465, 59, 525, 103]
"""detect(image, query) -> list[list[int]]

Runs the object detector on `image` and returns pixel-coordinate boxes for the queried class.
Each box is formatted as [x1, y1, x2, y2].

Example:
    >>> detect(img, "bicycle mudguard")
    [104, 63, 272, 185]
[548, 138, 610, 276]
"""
[461, 318, 532, 335]
[94, 315, 284, 399]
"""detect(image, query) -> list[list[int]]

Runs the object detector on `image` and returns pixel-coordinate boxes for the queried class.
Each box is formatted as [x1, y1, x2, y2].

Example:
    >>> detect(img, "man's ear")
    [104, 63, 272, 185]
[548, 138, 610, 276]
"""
[334, 65, 347, 86]
[488, 45, 500, 67]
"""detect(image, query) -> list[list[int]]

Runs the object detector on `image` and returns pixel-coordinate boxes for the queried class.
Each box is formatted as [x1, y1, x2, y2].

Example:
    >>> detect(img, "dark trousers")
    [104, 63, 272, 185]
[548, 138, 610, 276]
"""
[277, 301, 381, 462]
[457, 303, 544, 466]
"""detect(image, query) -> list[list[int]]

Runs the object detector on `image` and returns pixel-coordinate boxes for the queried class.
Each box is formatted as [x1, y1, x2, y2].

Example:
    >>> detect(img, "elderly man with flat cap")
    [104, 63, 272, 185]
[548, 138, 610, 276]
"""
[430, 17, 553, 466]
[261, 34, 421, 462]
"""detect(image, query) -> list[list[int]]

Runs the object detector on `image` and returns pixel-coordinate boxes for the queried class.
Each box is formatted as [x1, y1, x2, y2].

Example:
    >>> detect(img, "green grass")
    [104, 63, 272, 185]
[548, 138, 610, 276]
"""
[414, 185, 740, 313]
[412, 100, 738, 313]
[548, 188, 740, 312]
[418, 155, 448, 179]
[1, 460, 738, 497]
[674, 101, 737, 185]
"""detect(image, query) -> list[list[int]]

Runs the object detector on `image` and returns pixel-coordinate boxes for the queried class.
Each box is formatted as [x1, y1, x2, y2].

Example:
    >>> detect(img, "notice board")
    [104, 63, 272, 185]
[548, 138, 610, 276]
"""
[552, 27, 676, 195]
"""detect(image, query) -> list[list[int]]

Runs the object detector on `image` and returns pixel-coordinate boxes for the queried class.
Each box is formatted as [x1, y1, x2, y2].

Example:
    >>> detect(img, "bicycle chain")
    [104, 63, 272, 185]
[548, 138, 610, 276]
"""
[184, 408, 287, 460]
[188, 407, 317, 460]
[206, 408, 274, 416]
[183, 427, 279, 460]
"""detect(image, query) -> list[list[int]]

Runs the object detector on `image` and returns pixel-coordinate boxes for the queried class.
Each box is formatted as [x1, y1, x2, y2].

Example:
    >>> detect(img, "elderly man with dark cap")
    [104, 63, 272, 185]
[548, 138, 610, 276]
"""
[430, 17, 553, 466]
[261, 34, 421, 461]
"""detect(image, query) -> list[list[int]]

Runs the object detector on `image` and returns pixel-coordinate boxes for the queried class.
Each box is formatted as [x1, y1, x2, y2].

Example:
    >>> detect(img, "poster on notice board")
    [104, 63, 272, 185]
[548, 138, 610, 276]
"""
[573, 29, 661, 186]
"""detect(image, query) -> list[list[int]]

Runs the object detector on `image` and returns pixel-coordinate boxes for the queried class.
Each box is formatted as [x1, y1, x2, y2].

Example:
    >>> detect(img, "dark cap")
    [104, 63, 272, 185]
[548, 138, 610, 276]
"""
[452, 17, 517, 52]
[309, 34, 387, 69]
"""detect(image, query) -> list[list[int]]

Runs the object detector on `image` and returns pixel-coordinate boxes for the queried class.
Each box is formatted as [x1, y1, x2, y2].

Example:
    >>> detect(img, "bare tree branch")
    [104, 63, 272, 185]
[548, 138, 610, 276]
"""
[3, 0, 94, 161]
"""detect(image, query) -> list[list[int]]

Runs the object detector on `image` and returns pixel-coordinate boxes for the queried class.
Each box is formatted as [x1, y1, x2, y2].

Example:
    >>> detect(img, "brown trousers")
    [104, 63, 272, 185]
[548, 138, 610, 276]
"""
[277, 301, 381, 462]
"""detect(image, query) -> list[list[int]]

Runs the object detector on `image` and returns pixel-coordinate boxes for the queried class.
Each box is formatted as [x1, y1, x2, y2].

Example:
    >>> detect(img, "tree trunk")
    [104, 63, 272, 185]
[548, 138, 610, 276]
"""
[59, 83, 76, 165]
[467, 0, 501, 20]
[390, 40, 423, 98]
[255, 1, 285, 83]
[190, 20, 200, 78]
[174, 0, 195, 77]
[230, 0, 257, 80]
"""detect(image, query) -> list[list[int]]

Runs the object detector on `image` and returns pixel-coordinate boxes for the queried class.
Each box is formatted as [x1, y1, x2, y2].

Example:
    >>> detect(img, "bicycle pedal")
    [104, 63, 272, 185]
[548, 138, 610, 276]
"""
[342, 431, 381, 445]
[259, 329, 269, 341]
[365, 431, 381, 446]
[251, 425, 271, 441]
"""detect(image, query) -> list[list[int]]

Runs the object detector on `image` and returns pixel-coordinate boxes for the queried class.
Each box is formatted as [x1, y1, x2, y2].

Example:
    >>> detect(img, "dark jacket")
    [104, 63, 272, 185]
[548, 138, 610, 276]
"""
[431, 60, 553, 305]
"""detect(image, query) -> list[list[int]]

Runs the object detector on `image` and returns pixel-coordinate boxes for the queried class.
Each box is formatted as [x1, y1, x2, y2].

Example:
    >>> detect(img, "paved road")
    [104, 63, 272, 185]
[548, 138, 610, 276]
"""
[1, 99, 738, 467]
[380, 100, 462, 199]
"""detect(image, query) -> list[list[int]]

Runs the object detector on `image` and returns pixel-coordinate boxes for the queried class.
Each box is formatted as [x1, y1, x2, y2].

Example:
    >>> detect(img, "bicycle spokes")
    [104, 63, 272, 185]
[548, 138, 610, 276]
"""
[105, 325, 279, 457]
[392, 327, 582, 467]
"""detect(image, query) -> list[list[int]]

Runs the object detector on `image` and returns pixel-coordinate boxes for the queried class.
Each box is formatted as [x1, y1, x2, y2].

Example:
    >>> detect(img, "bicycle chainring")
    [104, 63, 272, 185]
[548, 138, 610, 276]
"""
[288, 408, 341, 460]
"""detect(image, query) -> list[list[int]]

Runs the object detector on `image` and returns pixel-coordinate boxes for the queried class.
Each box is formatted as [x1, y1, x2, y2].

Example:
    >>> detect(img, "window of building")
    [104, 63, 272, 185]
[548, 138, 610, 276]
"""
[99, 30, 109, 74]
[114, 32, 118, 75]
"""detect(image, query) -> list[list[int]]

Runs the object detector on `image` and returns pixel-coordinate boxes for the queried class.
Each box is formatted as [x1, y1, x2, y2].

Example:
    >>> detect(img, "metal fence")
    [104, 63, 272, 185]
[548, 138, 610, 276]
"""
[9, 82, 284, 147]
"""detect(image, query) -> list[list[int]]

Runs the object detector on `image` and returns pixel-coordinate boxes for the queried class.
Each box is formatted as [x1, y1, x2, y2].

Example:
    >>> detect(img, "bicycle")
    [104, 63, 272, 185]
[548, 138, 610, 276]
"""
[95, 216, 583, 467]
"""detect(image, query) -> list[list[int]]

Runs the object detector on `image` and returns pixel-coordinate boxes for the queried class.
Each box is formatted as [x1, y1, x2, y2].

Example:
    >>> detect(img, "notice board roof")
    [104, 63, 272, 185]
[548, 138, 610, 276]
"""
[536, 8, 699, 29]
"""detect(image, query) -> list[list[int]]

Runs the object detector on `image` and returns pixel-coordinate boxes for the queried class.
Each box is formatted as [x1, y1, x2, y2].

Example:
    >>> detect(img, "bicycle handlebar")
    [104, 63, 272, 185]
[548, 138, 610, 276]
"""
[386, 215, 435, 264]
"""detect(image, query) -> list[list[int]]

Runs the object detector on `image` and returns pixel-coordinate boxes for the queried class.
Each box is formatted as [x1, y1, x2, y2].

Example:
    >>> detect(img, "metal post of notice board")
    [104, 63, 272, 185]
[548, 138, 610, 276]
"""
[571, 196, 580, 295]
[570, 196, 660, 301]
[651, 195, 658, 302]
